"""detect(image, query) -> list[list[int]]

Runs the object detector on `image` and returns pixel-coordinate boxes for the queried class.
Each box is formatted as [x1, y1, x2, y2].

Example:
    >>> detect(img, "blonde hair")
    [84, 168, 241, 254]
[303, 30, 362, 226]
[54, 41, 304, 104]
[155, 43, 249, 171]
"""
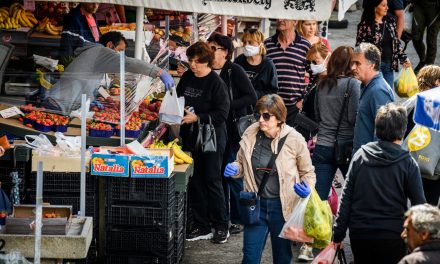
[241, 29, 266, 55]
[417, 65, 440, 92]
[297, 20, 318, 38]
[306, 41, 330, 61]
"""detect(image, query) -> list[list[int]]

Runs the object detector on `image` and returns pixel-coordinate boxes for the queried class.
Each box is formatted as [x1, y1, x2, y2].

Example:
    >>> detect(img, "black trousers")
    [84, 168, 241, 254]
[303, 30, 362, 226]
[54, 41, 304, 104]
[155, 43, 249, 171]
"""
[286, 105, 299, 128]
[188, 124, 228, 231]
[350, 238, 407, 264]
[422, 178, 440, 206]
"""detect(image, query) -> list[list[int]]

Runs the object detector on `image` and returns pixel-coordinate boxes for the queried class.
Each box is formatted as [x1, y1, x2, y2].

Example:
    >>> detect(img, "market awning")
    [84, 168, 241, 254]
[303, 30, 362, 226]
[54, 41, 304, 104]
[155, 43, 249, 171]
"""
[39, 0, 334, 21]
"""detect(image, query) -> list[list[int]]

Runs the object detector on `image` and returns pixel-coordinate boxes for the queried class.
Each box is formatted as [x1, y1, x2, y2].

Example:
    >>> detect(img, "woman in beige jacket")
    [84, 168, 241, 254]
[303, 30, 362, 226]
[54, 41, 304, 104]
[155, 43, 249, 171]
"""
[224, 94, 316, 264]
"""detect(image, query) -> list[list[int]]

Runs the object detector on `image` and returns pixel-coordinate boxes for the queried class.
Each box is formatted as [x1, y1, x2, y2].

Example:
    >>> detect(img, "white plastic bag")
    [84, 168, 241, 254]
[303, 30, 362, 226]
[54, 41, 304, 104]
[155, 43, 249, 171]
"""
[279, 197, 314, 243]
[404, 5, 413, 33]
[311, 244, 339, 264]
[24, 134, 56, 154]
[55, 132, 81, 155]
[159, 88, 185, 125]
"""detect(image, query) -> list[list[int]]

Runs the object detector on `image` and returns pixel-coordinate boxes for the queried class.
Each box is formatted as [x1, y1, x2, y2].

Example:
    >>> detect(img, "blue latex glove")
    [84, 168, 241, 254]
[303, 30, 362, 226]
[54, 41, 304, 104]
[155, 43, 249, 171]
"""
[224, 163, 238, 177]
[294, 181, 311, 198]
[159, 70, 174, 91]
[90, 100, 104, 110]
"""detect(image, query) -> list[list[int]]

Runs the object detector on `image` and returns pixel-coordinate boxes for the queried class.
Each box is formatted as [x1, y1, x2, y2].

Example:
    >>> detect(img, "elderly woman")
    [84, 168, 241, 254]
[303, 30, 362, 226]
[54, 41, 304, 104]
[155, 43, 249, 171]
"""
[234, 28, 278, 98]
[177, 41, 231, 244]
[224, 94, 316, 264]
[356, 0, 410, 88]
[207, 33, 257, 235]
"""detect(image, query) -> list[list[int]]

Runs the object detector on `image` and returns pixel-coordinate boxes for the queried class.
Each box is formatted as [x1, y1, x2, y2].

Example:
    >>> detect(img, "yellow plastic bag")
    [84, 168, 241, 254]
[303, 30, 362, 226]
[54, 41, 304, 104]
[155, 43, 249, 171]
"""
[395, 67, 419, 98]
[303, 189, 332, 249]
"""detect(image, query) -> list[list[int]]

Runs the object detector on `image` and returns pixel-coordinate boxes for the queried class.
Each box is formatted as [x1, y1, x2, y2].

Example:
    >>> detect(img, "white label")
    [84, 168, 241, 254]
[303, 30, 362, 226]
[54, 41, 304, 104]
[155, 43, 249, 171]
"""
[0, 106, 24, 118]
[98, 87, 111, 99]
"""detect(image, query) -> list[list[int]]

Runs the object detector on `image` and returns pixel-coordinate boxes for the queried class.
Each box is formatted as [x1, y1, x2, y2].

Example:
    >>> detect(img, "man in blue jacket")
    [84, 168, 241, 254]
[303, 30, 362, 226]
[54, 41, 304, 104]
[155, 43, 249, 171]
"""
[60, 3, 100, 57]
[352, 42, 395, 154]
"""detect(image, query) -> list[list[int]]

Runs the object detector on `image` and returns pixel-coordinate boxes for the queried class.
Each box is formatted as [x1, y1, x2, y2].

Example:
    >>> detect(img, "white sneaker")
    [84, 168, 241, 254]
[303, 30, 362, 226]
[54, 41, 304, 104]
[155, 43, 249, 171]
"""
[298, 244, 314, 261]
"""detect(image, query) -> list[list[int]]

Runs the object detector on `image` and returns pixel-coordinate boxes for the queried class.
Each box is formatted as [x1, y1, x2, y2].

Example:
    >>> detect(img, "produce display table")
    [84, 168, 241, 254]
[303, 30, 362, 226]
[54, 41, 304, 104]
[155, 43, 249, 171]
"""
[1, 216, 93, 264]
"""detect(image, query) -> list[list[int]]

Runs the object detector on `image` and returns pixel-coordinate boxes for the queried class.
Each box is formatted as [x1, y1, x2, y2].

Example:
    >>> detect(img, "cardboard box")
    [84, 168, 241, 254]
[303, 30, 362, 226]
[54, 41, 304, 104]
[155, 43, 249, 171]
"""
[91, 153, 130, 177]
[5, 204, 72, 235]
[32, 151, 91, 172]
[131, 149, 174, 178]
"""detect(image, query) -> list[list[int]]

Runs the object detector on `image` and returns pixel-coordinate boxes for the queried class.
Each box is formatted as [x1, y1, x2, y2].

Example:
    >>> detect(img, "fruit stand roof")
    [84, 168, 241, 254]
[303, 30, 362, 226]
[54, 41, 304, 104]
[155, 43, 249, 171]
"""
[37, 0, 334, 21]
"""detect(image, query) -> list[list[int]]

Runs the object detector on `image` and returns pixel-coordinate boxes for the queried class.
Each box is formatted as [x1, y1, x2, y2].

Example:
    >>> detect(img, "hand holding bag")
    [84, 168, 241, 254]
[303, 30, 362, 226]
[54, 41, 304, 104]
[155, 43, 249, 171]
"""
[334, 78, 353, 165]
[228, 69, 256, 137]
[195, 115, 217, 153]
[239, 134, 289, 225]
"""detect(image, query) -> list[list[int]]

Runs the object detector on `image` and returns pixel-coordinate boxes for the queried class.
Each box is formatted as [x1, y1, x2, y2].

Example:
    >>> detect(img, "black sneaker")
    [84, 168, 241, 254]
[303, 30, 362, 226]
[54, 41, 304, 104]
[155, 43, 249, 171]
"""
[186, 227, 213, 241]
[211, 229, 230, 244]
[229, 224, 242, 235]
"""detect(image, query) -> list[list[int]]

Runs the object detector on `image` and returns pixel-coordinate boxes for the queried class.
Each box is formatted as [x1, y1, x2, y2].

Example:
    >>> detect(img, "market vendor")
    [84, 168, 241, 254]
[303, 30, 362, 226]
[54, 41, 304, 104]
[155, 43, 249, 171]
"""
[60, 3, 100, 57]
[44, 31, 174, 115]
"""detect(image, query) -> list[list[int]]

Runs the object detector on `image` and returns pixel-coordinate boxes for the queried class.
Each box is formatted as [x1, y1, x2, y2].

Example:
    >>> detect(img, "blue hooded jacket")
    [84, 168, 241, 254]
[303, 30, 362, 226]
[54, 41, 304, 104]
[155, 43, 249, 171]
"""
[353, 73, 395, 153]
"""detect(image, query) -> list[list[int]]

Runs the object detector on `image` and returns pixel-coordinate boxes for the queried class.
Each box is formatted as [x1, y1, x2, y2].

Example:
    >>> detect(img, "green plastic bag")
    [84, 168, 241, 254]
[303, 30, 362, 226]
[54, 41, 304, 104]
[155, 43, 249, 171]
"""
[303, 189, 332, 249]
[395, 67, 419, 98]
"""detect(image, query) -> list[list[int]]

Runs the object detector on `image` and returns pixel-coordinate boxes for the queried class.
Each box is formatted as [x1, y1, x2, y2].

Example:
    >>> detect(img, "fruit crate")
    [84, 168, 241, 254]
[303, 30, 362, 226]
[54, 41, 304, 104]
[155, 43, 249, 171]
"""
[0, 161, 26, 198]
[29, 172, 96, 194]
[106, 202, 176, 230]
[175, 191, 186, 216]
[105, 253, 176, 264]
[29, 195, 96, 217]
[106, 176, 175, 207]
[174, 230, 185, 264]
[106, 227, 175, 257]
[175, 207, 186, 236]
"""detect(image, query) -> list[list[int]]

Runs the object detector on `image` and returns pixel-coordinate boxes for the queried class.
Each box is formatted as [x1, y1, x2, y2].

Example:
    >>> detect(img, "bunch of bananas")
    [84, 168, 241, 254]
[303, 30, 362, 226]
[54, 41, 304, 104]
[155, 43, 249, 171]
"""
[0, 3, 38, 30]
[149, 139, 193, 165]
[37, 17, 62, 36]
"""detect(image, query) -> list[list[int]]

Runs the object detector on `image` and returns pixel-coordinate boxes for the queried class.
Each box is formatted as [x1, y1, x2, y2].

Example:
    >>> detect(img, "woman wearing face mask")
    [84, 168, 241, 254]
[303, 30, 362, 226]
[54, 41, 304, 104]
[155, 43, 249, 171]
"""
[207, 33, 257, 236]
[234, 28, 278, 98]
[313, 46, 361, 201]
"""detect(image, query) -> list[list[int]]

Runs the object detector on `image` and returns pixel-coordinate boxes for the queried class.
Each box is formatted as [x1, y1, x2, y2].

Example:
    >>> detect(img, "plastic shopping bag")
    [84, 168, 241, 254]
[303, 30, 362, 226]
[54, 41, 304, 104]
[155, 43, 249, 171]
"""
[304, 189, 333, 249]
[279, 197, 314, 243]
[403, 5, 413, 33]
[159, 88, 185, 125]
[395, 67, 419, 98]
[311, 244, 339, 264]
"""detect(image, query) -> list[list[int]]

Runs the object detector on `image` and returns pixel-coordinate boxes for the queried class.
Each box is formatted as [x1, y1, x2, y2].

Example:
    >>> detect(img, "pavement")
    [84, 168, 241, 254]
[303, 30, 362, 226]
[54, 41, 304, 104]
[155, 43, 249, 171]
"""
[182, 8, 440, 264]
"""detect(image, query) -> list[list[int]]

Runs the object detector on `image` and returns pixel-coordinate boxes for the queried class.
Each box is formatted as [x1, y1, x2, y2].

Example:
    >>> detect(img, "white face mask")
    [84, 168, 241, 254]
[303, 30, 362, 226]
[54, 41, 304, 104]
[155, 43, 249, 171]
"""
[243, 45, 260, 57]
[310, 54, 330, 75]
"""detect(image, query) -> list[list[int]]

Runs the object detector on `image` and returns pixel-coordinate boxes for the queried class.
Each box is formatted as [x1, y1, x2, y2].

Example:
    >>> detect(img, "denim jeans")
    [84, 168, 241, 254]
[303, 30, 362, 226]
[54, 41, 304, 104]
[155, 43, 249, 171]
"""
[380, 62, 394, 90]
[312, 145, 349, 201]
[242, 198, 292, 264]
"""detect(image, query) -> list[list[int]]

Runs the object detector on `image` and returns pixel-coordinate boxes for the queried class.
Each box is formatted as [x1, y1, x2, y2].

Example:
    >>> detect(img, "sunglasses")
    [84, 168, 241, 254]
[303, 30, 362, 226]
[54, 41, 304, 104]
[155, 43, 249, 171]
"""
[254, 112, 274, 121]
[244, 28, 258, 33]
[210, 46, 225, 52]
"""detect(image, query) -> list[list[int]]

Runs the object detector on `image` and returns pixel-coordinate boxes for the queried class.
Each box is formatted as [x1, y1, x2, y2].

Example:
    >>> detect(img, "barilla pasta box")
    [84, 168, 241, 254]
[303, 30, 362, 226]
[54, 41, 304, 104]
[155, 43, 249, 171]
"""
[131, 149, 174, 178]
[91, 153, 130, 177]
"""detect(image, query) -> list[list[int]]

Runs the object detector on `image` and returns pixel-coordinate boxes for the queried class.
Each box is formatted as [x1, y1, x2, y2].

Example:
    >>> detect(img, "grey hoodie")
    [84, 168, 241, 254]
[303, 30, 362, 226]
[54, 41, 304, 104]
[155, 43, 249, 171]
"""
[45, 43, 161, 115]
[333, 141, 426, 242]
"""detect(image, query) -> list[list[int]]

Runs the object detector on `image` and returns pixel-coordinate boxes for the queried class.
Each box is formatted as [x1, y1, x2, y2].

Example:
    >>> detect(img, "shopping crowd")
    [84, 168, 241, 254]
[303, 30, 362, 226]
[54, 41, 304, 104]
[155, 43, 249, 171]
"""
[175, 0, 440, 263]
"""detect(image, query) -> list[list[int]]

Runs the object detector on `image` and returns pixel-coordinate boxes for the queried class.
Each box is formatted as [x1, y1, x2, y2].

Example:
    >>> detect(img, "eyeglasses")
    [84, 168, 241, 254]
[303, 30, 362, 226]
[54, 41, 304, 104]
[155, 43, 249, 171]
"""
[244, 28, 258, 33]
[254, 112, 274, 121]
[210, 46, 225, 52]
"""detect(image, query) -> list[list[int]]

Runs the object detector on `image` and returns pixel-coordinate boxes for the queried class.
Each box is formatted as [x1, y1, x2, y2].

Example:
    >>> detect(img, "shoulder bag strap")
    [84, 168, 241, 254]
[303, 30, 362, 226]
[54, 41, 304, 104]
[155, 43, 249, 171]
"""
[257, 133, 289, 197]
[195, 118, 203, 151]
[334, 78, 351, 140]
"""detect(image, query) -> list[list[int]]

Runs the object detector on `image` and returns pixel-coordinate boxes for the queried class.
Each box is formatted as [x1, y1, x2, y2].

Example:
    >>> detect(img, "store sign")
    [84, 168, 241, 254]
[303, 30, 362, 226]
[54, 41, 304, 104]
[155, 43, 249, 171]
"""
[91, 153, 130, 177]
[43, 0, 333, 20]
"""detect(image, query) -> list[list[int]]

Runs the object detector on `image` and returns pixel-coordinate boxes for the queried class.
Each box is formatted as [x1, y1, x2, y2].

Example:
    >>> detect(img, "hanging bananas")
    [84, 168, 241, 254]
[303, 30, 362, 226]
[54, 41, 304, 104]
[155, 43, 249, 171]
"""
[0, 3, 39, 30]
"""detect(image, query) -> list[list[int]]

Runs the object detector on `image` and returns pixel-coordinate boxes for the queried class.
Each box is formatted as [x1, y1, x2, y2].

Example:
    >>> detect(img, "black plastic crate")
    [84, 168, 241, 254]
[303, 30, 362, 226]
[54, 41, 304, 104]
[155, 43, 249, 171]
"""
[29, 172, 96, 194]
[175, 208, 185, 236]
[0, 162, 26, 197]
[106, 203, 175, 230]
[105, 253, 175, 264]
[30, 195, 95, 217]
[106, 227, 175, 257]
[175, 191, 186, 215]
[106, 176, 175, 207]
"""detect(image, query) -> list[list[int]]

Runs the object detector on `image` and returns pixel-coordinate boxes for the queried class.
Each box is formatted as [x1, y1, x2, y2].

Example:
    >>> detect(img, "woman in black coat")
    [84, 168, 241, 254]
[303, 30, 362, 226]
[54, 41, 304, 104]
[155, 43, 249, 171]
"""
[207, 33, 257, 235]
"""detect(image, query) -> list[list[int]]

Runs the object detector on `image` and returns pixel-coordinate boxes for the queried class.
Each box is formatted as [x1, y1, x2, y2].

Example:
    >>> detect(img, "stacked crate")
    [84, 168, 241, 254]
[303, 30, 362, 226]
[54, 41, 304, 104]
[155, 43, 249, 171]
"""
[104, 175, 177, 264]
[28, 172, 96, 218]
[174, 191, 187, 263]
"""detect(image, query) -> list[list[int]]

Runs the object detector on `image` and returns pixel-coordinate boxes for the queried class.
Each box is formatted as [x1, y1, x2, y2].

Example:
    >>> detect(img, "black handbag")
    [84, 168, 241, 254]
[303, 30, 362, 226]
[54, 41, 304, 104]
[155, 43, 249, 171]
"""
[239, 134, 289, 225]
[195, 115, 217, 153]
[228, 69, 256, 137]
[334, 78, 353, 165]
[294, 112, 319, 137]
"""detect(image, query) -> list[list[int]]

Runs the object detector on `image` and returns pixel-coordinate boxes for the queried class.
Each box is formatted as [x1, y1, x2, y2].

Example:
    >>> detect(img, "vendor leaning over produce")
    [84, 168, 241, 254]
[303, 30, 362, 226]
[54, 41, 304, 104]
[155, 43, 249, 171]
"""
[43, 31, 174, 115]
